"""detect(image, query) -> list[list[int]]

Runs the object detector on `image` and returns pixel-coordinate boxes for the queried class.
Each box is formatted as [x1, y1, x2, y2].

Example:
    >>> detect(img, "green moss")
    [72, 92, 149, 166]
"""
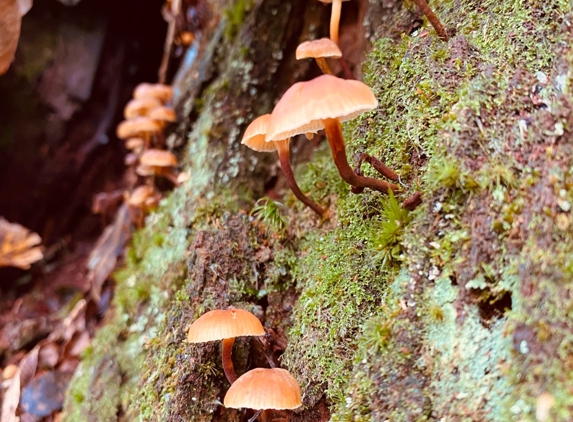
[223, 0, 254, 42]
[65, 0, 573, 419]
[285, 0, 573, 420]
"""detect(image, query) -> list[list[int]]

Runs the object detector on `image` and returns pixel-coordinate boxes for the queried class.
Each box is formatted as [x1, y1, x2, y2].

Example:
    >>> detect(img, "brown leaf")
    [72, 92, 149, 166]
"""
[0, 0, 21, 75]
[0, 217, 43, 269]
[87, 204, 131, 302]
[1, 347, 39, 422]
[1, 367, 20, 422]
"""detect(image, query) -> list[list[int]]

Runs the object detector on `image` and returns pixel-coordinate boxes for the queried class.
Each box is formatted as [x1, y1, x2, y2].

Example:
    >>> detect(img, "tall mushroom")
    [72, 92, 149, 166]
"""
[242, 115, 326, 217]
[318, 0, 351, 45]
[224, 368, 302, 422]
[265, 74, 399, 194]
[295, 38, 341, 75]
[187, 308, 265, 384]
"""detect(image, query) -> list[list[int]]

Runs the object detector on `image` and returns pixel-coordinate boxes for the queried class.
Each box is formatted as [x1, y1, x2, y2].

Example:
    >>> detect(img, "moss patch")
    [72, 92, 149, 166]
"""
[284, 0, 573, 420]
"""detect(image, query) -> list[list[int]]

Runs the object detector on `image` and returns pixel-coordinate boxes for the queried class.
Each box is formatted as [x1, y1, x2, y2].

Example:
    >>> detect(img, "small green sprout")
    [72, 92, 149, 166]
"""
[250, 197, 287, 234]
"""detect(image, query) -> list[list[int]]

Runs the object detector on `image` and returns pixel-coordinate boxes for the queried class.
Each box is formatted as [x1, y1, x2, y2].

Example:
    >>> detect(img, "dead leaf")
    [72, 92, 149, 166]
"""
[1, 367, 20, 422]
[0, 218, 44, 269]
[0, 0, 21, 75]
[87, 204, 130, 302]
[1, 347, 39, 422]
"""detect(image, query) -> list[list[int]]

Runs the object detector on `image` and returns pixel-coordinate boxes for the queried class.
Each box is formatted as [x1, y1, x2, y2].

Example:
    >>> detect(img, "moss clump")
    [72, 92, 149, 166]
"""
[285, 0, 573, 420]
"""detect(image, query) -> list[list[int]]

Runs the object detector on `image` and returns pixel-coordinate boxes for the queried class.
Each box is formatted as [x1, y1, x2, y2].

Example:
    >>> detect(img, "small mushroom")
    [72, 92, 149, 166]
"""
[187, 308, 265, 384]
[296, 38, 341, 75]
[126, 185, 160, 227]
[123, 98, 162, 119]
[148, 105, 177, 129]
[318, 0, 351, 45]
[242, 114, 326, 217]
[116, 117, 162, 147]
[224, 368, 302, 422]
[124, 137, 145, 154]
[138, 149, 179, 184]
[133, 83, 174, 103]
[265, 74, 399, 194]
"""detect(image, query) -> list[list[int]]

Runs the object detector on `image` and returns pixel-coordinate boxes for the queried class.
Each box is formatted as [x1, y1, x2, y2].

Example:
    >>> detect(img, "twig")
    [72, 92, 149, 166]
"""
[411, 0, 448, 41]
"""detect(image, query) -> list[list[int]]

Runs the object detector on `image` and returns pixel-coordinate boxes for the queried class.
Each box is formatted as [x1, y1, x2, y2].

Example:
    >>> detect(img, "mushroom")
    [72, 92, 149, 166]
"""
[318, 0, 351, 45]
[242, 114, 326, 217]
[295, 38, 341, 75]
[138, 149, 179, 184]
[133, 83, 174, 103]
[124, 137, 145, 154]
[187, 308, 265, 384]
[148, 105, 177, 128]
[116, 117, 162, 147]
[224, 368, 302, 422]
[126, 185, 160, 227]
[123, 97, 162, 119]
[265, 74, 399, 194]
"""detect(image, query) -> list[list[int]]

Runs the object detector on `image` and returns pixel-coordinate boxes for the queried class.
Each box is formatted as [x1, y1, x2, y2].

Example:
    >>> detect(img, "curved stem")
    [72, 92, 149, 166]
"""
[330, 0, 342, 45]
[222, 337, 237, 384]
[275, 141, 326, 217]
[322, 119, 399, 194]
[338, 56, 355, 80]
[315, 57, 332, 75]
[357, 153, 399, 181]
[411, 0, 448, 41]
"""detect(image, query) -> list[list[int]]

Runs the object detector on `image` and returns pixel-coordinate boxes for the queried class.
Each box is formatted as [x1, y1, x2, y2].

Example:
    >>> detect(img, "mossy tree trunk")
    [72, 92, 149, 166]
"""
[64, 0, 573, 421]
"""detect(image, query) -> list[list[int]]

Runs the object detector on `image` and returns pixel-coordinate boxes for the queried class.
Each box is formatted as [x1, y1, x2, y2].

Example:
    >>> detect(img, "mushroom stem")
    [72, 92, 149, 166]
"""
[330, 0, 342, 45]
[315, 57, 332, 75]
[322, 119, 399, 194]
[357, 153, 399, 181]
[275, 141, 327, 217]
[411, 0, 448, 41]
[256, 335, 277, 369]
[338, 56, 355, 80]
[222, 337, 237, 384]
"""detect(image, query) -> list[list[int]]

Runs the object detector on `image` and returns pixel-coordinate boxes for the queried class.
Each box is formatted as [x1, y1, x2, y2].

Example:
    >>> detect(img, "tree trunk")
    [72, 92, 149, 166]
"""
[63, 0, 573, 421]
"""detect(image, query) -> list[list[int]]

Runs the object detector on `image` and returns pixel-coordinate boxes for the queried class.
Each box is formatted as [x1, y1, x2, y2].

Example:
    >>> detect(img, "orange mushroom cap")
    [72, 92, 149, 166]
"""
[148, 106, 177, 123]
[224, 368, 302, 410]
[133, 83, 174, 103]
[127, 185, 155, 206]
[124, 98, 162, 119]
[187, 308, 265, 343]
[296, 38, 342, 60]
[135, 164, 155, 177]
[265, 74, 377, 142]
[116, 117, 162, 139]
[139, 149, 178, 167]
[241, 114, 288, 152]
[125, 137, 145, 152]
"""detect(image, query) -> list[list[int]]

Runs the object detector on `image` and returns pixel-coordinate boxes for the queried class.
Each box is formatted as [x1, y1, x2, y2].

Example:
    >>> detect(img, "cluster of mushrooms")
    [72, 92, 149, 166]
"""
[241, 3, 405, 218]
[184, 2, 448, 419]
[116, 83, 189, 226]
[188, 308, 301, 421]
